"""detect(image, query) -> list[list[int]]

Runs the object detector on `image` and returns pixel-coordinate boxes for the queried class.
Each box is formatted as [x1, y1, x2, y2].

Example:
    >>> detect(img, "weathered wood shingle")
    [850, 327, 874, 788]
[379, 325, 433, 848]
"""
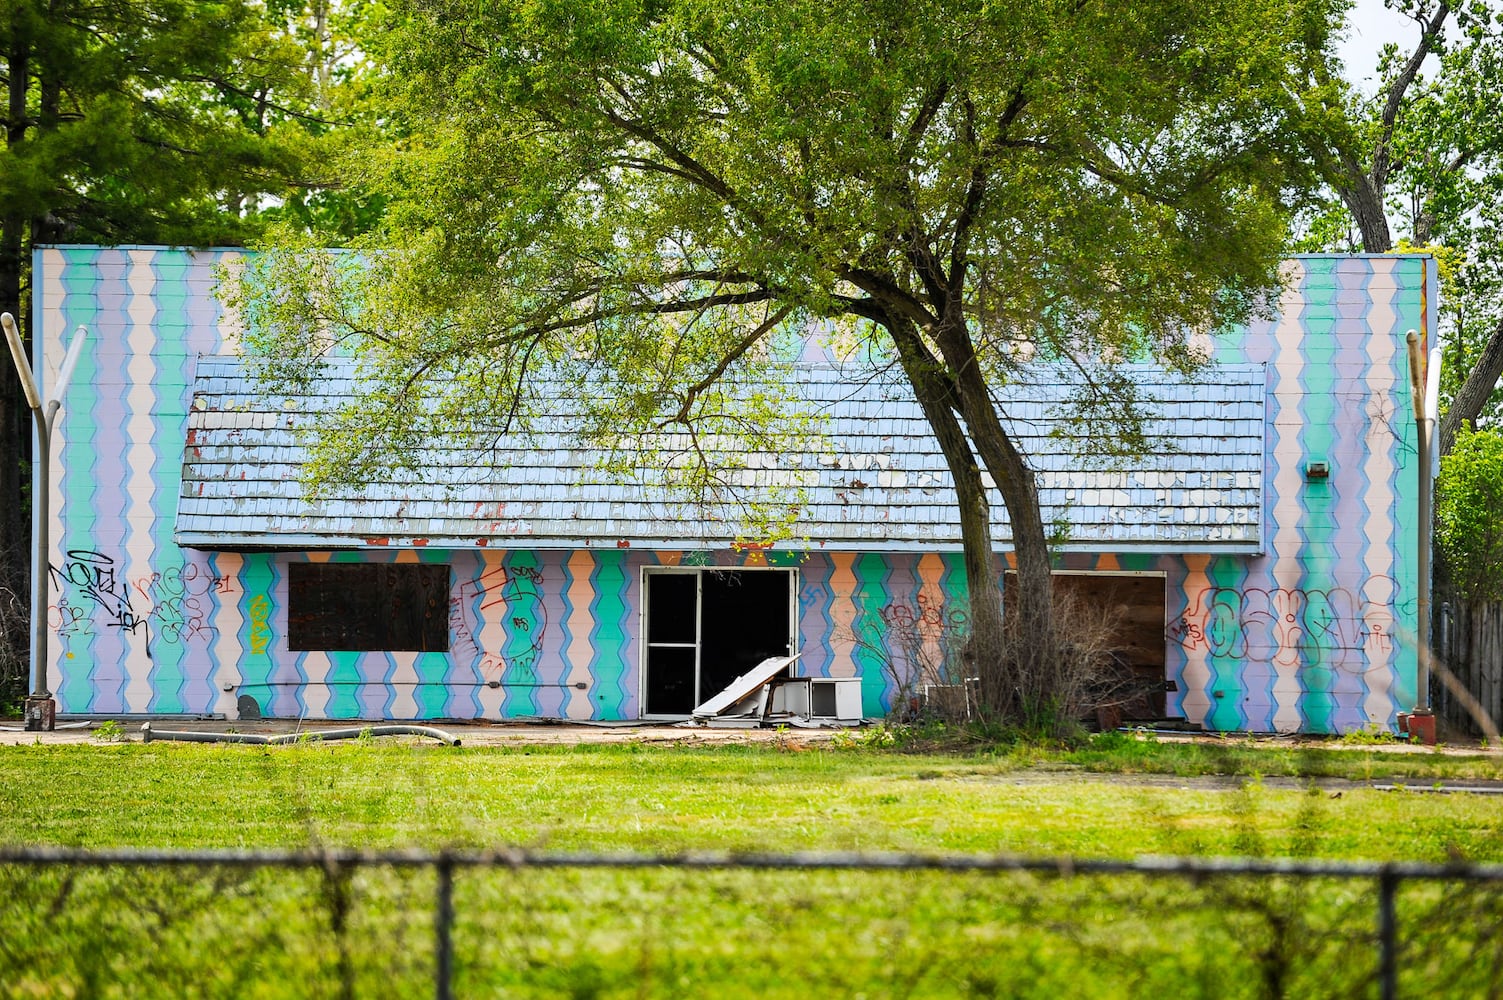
[176, 357, 1266, 552]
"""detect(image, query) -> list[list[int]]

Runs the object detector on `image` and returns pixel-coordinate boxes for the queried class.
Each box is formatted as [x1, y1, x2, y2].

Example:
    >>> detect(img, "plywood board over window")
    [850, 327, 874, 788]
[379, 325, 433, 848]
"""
[289, 563, 450, 652]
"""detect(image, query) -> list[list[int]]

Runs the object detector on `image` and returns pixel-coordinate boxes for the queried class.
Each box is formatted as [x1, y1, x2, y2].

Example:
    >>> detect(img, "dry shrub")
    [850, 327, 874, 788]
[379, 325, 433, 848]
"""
[839, 587, 1135, 736]
[0, 571, 27, 714]
[987, 586, 1132, 737]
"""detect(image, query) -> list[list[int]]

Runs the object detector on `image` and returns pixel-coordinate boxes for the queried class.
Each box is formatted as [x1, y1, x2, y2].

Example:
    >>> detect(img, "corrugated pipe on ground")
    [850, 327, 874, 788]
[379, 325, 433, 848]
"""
[139, 723, 460, 747]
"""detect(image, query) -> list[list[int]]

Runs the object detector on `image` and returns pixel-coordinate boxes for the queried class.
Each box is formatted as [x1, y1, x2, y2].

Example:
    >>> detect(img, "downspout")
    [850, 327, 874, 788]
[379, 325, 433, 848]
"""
[1405, 331, 1441, 715]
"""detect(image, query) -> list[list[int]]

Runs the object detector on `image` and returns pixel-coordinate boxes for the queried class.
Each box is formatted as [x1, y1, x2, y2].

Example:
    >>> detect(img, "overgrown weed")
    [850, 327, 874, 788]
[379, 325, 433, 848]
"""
[1339, 723, 1400, 746]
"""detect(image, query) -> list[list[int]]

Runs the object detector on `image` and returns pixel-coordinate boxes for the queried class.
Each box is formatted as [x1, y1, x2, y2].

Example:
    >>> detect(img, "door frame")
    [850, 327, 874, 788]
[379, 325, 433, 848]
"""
[639, 566, 800, 718]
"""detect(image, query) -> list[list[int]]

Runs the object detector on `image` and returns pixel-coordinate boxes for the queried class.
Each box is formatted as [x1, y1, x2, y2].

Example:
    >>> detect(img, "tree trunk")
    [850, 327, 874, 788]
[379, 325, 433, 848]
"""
[1341, 176, 1393, 255]
[885, 317, 1009, 709]
[932, 323, 1057, 720]
[886, 308, 1066, 725]
[1438, 317, 1503, 457]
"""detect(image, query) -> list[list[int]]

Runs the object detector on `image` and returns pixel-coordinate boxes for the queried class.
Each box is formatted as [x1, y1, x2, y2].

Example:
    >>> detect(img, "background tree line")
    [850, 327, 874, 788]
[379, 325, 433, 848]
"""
[0, 0, 380, 705]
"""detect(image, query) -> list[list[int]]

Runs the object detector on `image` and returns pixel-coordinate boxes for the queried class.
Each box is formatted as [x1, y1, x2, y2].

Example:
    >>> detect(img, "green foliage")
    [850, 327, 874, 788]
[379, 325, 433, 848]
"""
[4, 860, 1498, 999]
[1436, 427, 1503, 602]
[250, 0, 1320, 387]
[237, 0, 1334, 694]
[0, 2, 387, 642]
[1297, 0, 1503, 430]
[5, 740, 1500, 853]
[1338, 722, 1401, 746]
[1, 2, 293, 254]
[90, 720, 124, 742]
[4, 739, 1501, 997]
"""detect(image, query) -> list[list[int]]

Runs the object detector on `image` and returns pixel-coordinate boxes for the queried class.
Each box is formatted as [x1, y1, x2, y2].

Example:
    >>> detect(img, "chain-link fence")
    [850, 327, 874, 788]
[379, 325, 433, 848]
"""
[2, 847, 1500, 999]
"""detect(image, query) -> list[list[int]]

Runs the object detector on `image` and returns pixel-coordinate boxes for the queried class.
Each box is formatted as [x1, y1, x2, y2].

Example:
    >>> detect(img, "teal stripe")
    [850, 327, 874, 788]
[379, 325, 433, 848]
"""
[414, 654, 449, 719]
[237, 554, 277, 717]
[500, 550, 543, 718]
[1297, 258, 1340, 732]
[325, 651, 362, 718]
[589, 552, 630, 720]
[1206, 555, 1247, 731]
[147, 255, 187, 713]
[853, 553, 891, 716]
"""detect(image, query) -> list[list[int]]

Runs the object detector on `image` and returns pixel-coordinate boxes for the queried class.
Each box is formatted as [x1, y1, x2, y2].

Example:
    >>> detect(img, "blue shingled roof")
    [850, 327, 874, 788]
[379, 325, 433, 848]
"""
[175, 357, 1265, 552]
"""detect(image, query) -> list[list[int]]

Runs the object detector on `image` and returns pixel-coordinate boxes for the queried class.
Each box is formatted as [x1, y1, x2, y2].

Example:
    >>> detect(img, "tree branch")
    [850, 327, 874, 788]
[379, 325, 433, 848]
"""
[1371, 2, 1451, 191]
[1439, 314, 1503, 456]
[664, 304, 793, 426]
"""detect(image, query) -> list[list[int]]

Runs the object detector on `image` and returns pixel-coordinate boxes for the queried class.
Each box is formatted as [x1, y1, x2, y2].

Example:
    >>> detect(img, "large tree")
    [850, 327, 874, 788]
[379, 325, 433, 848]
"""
[1297, 0, 1503, 453]
[243, 0, 1336, 727]
[0, 0, 371, 704]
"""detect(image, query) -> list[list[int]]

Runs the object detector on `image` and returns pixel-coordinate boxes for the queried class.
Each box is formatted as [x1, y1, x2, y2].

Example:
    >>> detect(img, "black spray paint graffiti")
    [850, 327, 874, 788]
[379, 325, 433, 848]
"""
[48, 550, 230, 649]
[449, 563, 549, 686]
[1169, 577, 1402, 676]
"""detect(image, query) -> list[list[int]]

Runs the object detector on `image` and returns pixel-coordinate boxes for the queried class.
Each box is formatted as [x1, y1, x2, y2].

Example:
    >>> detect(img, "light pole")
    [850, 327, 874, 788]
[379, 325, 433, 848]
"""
[3, 312, 87, 731]
[1405, 328, 1440, 743]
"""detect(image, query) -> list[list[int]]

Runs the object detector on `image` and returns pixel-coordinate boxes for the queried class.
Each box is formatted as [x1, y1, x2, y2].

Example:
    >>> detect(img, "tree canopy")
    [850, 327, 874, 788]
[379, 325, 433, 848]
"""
[1296, 0, 1503, 452]
[1436, 427, 1503, 603]
[242, 0, 1339, 727]
[0, 0, 379, 705]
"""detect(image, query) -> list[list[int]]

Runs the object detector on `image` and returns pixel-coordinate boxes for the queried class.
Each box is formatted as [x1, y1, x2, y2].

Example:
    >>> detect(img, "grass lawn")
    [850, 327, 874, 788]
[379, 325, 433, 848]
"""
[1, 734, 1500, 997]
[2, 732, 1501, 858]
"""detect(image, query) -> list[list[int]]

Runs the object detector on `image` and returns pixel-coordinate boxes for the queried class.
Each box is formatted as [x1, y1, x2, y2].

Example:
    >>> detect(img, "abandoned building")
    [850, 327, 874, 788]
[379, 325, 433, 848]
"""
[24, 246, 1436, 732]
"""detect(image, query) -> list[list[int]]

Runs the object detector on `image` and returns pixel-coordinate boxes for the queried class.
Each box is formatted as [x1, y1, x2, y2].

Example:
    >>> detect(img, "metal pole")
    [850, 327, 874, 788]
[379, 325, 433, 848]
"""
[1377, 869, 1399, 1000]
[1406, 331, 1433, 715]
[3, 312, 86, 731]
[29, 403, 52, 725]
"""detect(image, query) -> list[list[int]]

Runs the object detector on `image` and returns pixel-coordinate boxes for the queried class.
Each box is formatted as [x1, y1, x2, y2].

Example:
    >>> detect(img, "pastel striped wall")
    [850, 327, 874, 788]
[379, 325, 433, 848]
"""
[34, 248, 1432, 730]
[1160, 255, 1430, 732]
[39, 246, 244, 717]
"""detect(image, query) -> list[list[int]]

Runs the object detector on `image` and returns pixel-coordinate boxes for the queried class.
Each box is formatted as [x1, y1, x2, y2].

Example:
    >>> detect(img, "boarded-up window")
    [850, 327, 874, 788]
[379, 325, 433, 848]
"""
[288, 563, 450, 652]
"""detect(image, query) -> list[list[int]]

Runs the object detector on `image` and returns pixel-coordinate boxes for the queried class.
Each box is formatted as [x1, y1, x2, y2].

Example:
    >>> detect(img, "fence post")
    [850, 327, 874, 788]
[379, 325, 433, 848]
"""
[1378, 868, 1398, 1000]
[435, 853, 454, 1000]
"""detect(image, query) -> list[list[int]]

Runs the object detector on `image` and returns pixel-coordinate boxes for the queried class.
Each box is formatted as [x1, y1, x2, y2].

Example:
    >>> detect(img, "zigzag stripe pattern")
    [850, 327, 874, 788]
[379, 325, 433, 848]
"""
[32, 248, 1429, 731]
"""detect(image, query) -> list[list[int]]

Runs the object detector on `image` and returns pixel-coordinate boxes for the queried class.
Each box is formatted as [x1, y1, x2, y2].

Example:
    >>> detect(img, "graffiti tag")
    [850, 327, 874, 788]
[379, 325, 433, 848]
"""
[1169, 578, 1400, 675]
[449, 562, 549, 685]
[48, 550, 228, 648]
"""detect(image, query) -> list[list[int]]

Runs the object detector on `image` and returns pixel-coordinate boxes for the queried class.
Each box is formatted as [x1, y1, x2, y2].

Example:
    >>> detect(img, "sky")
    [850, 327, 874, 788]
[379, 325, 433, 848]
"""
[1337, 0, 1437, 94]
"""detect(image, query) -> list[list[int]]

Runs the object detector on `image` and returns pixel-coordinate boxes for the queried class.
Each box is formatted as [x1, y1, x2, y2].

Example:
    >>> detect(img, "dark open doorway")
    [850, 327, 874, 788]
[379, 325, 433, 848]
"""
[643, 569, 795, 715]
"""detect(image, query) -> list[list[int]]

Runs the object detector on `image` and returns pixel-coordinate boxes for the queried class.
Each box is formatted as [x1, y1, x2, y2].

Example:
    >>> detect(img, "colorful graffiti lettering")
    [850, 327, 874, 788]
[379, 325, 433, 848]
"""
[48, 602, 93, 638]
[857, 593, 971, 694]
[49, 550, 229, 647]
[1170, 578, 1399, 675]
[879, 593, 968, 633]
